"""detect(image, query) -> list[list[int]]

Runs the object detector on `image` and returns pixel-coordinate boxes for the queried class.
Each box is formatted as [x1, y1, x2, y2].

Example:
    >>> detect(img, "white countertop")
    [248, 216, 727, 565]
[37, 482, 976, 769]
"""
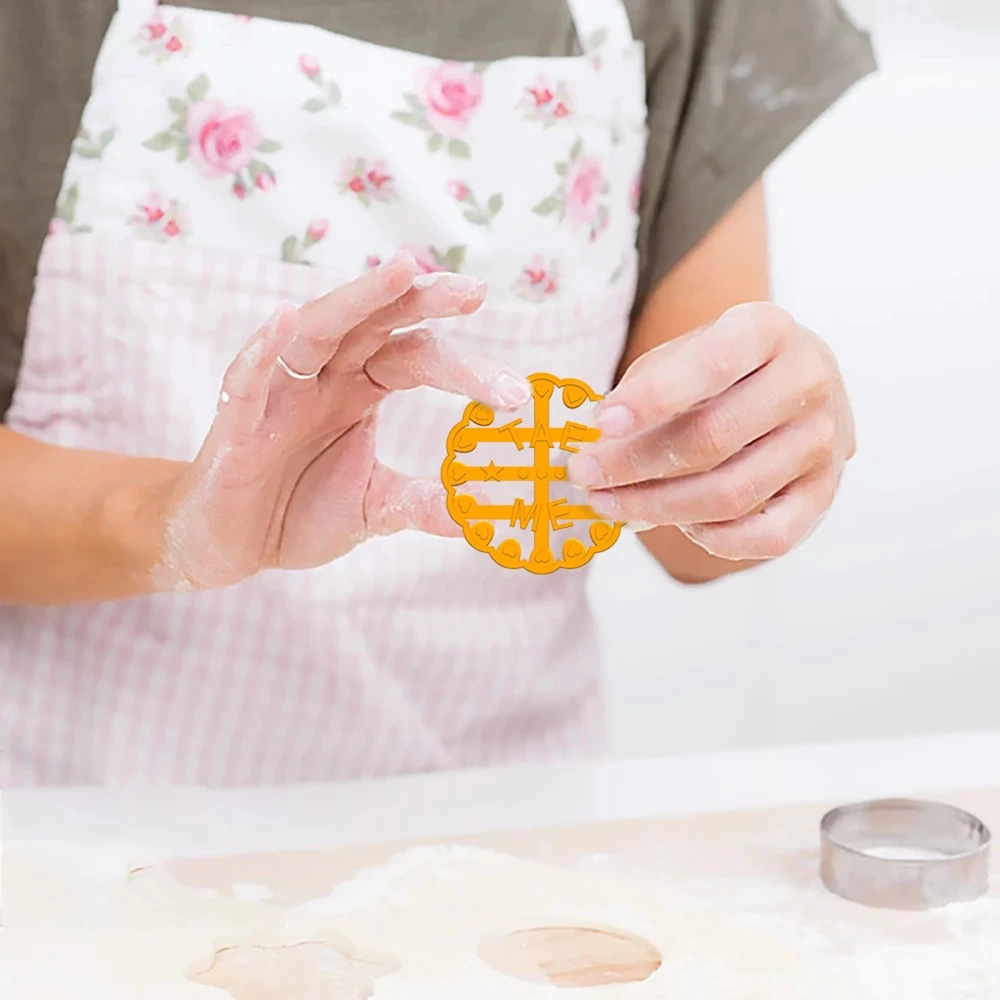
[4, 731, 999, 855]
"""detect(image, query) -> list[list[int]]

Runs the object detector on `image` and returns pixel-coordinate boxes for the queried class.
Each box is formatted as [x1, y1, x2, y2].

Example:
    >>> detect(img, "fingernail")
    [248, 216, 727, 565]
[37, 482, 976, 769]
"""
[568, 453, 601, 487]
[413, 271, 485, 293]
[629, 520, 656, 533]
[594, 404, 633, 438]
[491, 371, 532, 409]
[589, 489, 620, 518]
[412, 270, 451, 288]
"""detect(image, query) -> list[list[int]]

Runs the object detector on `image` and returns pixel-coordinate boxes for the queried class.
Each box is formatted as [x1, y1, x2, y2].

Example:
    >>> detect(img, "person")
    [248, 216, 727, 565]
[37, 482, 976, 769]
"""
[0, 0, 875, 786]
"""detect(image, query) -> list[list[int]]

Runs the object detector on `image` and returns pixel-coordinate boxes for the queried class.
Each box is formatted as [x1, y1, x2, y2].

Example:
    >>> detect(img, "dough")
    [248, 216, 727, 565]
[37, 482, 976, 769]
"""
[188, 940, 400, 999]
[0, 843, 860, 997]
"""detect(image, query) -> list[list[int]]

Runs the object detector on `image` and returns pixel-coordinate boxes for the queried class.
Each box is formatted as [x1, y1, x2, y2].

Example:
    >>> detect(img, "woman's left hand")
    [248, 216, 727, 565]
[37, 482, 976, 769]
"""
[568, 303, 855, 561]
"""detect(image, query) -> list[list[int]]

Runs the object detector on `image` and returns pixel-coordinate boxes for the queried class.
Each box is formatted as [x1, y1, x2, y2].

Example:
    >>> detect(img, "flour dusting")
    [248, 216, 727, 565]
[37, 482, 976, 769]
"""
[567, 839, 1000, 1000]
[297, 845, 504, 917]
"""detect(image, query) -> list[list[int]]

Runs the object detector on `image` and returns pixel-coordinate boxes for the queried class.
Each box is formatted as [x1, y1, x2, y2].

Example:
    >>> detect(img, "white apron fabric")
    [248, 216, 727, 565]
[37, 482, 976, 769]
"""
[0, 0, 648, 786]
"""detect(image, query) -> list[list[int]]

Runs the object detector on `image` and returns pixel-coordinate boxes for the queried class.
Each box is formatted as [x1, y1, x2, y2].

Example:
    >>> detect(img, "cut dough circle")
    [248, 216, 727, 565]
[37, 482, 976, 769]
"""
[187, 940, 400, 1000]
[478, 925, 663, 987]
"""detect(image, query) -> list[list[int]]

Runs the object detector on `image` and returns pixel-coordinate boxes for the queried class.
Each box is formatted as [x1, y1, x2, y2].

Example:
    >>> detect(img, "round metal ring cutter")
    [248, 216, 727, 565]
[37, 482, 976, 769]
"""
[820, 798, 991, 910]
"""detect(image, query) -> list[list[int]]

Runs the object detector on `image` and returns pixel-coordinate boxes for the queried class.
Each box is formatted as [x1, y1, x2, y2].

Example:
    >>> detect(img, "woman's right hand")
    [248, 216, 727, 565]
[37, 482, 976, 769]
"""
[144, 252, 530, 592]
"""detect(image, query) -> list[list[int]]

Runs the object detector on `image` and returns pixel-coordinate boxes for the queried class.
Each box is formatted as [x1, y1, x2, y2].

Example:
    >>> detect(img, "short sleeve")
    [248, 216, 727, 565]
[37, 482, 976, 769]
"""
[631, 0, 877, 313]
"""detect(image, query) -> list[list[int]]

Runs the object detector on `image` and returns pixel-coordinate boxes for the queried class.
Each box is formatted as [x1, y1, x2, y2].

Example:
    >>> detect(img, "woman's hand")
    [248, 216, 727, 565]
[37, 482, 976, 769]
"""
[148, 253, 531, 591]
[568, 302, 855, 561]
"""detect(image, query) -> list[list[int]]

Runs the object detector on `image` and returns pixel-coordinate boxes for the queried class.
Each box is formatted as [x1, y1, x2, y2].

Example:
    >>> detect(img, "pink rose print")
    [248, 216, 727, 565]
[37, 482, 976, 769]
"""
[186, 99, 261, 177]
[391, 61, 485, 157]
[447, 179, 503, 228]
[299, 53, 342, 112]
[138, 193, 165, 224]
[513, 256, 560, 303]
[135, 11, 193, 62]
[422, 62, 482, 135]
[565, 155, 606, 228]
[141, 16, 166, 40]
[281, 216, 329, 265]
[144, 75, 282, 199]
[338, 157, 398, 207]
[49, 183, 92, 235]
[518, 75, 573, 128]
[365, 255, 383, 270]
[128, 192, 189, 243]
[255, 170, 276, 192]
[234, 14, 254, 23]
[533, 137, 610, 242]
[308, 218, 329, 242]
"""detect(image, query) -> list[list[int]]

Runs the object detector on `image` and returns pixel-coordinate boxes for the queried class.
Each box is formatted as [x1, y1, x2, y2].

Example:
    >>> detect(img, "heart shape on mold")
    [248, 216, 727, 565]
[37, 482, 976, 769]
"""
[563, 539, 586, 561]
[473, 522, 494, 544]
[498, 539, 521, 561]
[470, 404, 494, 426]
[453, 429, 476, 453]
[455, 495, 475, 515]
[562, 385, 587, 409]
[533, 381, 554, 399]
[590, 522, 613, 545]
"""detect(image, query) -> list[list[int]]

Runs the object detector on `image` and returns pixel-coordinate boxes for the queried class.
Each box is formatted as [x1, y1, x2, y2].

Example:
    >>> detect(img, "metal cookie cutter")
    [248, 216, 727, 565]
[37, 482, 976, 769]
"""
[820, 799, 992, 910]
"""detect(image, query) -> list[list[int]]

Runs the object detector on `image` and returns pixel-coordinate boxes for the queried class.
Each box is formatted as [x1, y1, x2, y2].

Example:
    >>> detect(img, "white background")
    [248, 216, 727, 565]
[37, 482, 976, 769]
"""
[593, 0, 1000, 757]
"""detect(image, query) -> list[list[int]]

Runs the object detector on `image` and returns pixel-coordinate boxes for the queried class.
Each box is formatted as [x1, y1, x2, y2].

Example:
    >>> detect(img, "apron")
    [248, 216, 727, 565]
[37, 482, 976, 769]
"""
[0, 0, 648, 785]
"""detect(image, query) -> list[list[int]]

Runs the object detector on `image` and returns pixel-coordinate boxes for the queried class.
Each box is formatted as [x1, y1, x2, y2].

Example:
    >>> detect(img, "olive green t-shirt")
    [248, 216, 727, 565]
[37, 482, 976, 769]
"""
[0, 0, 875, 418]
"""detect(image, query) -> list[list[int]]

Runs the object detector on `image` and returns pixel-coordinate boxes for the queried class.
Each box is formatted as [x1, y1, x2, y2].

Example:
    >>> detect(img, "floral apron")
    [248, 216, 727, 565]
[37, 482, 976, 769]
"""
[0, 0, 648, 785]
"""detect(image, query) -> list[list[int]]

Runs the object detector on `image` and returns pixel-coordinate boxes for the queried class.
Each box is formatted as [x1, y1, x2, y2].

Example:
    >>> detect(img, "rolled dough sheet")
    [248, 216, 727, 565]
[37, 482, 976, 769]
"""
[0, 843, 862, 997]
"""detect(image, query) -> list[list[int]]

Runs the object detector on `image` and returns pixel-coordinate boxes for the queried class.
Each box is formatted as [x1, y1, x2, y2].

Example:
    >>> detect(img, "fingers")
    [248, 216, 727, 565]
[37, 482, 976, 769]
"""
[591, 303, 796, 441]
[216, 303, 299, 434]
[363, 329, 531, 410]
[570, 339, 832, 489]
[587, 410, 836, 524]
[678, 465, 840, 561]
[279, 252, 419, 377]
[364, 463, 462, 539]
[333, 271, 487, 374]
